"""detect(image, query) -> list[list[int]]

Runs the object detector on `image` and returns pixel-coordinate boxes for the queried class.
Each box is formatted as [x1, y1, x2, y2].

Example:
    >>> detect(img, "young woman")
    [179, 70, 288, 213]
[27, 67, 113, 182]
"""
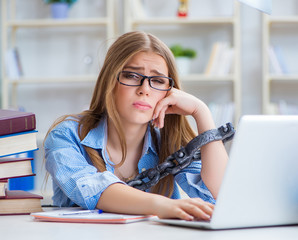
[44, 31, 228, 221]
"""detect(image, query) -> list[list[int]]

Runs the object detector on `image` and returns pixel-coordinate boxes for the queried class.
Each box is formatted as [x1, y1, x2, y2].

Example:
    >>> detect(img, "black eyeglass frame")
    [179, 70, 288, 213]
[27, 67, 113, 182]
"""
[117, 71, 174, 91]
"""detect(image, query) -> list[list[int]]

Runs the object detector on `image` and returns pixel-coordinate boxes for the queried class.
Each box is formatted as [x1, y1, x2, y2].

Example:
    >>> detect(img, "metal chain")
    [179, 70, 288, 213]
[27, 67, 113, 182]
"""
[127, 122, 235, 191]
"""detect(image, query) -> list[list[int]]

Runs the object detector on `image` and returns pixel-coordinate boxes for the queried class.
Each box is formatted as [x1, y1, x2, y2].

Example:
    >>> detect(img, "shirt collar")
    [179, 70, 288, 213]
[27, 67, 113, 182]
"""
[80, 116, 158, 156]
[142, 124, 158, 156]
[80, 116, 107, 150]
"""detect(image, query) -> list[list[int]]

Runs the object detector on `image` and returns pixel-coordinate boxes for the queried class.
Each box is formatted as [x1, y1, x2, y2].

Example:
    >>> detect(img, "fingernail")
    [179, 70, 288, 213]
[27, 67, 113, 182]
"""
[187, 215, 194, 221]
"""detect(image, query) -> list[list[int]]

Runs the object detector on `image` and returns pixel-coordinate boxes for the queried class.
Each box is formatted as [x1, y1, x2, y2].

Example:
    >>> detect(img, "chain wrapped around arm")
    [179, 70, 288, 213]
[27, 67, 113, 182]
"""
[127, 122, 235, 191]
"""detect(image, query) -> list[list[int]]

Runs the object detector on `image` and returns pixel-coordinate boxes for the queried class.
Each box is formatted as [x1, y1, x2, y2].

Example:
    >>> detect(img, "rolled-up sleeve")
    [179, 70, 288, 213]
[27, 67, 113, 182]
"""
[44, 126, 123, 210]
[174, 161, 216, 204]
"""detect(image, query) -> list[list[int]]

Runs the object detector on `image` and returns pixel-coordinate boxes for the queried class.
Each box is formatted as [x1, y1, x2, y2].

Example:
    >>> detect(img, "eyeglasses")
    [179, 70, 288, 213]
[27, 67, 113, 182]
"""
[117, 71, 174, 91]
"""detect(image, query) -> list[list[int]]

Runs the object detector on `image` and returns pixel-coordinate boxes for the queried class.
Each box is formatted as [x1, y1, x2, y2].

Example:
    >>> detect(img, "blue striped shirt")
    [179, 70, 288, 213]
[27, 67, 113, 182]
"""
[44, 116, 215, 210]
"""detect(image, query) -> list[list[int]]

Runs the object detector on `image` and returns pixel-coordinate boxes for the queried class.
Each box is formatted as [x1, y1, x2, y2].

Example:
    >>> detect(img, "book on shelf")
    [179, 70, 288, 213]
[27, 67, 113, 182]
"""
[204, 42, 234, 76]
[272, 45, 289, 74]
[217, 47, 234, 76]
[31, 208, 155, 224]
[0, 157, 35, 181]
[5, 47, 23, 79]
[0, 130, 38, 157]
[277, 101, 298, 115]
[204, 42, 221, 75]
[0, 109, 36, 136]
[0, 179, 8, 198]
[0, 190, 43, 215]
[268, 45, 289, 75]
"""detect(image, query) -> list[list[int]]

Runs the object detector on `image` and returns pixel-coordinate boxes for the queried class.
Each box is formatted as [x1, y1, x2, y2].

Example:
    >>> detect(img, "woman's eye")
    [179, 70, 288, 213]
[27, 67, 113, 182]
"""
[151, 78, 166, 85]
[126, 73, 140, 80]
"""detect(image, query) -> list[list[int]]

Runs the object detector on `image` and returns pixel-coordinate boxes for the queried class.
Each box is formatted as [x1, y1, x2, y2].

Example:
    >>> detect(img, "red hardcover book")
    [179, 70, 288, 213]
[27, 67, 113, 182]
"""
[0, 190, 43, 215]
[0, 109, 36, 136]
[0, 157, 35, 180]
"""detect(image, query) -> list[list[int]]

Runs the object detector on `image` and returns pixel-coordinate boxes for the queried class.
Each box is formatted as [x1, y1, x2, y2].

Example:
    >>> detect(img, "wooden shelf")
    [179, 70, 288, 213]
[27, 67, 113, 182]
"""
[268, 16, 298, 24]
[9, 75, 98, 85]
[180, 74, 234, 82]
[1, 0, 115, 109]
[131, 16, 235, 25]
[262, 6, 298, 114]
[269, 75, 298, 82]
[6, 18, 109, 28]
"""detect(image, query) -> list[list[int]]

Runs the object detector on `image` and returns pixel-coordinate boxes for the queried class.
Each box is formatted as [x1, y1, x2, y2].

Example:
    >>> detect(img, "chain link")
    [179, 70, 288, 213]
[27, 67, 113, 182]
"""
[127, 122, 235, 191]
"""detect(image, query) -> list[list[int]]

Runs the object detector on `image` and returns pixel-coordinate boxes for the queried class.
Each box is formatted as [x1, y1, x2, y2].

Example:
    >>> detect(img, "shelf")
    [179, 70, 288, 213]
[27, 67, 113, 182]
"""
[131, 17, 235, 25]
[1, 0, 115, 109]
[269, 75, 298, 82]
[6, 18, 109, 28]
[262, 5, 298, 114]
[267, 16, 298, 24]
[9, 75, 98, 85]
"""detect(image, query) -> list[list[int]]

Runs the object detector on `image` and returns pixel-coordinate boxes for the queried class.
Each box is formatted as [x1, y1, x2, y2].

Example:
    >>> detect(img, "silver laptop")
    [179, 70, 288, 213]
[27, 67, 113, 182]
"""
[154, 115, 298, 229]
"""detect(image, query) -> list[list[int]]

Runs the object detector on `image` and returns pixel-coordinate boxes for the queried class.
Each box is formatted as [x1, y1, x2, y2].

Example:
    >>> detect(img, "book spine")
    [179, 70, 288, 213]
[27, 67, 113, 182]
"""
[0, 114, 36, 136]
[204, 42, 220, 75]
[273, 46, 289, 74]
[5, 48, 23, 79]
[268, 46, 282, 74]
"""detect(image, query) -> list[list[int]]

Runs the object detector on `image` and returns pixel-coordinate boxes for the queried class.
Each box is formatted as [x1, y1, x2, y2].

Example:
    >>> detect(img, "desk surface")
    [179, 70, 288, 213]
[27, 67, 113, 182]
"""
[1, 211, 298, 240]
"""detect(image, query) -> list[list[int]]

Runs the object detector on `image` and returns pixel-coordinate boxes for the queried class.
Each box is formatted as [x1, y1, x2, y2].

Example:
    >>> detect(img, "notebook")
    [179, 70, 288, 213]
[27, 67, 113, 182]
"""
[31, 208, 155, 224]
[154, 115, 298, 229]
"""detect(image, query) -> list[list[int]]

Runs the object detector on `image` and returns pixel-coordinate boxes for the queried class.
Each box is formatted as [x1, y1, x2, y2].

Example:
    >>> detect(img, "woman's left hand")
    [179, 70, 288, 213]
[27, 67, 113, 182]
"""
[152, 88, 203, 129]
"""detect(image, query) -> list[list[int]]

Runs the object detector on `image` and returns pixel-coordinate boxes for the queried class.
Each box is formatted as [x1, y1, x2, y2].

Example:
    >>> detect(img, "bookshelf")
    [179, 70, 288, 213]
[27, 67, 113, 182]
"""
[124, 0, 241, 126]
[262, 0, 298, 114]
[0, 0, 116, 200]
[1, 0, 116, 109]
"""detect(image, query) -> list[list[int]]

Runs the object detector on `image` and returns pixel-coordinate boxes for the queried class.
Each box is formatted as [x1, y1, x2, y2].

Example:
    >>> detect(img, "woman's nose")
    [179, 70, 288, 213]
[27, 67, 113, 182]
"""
[137, 78, 151, 95]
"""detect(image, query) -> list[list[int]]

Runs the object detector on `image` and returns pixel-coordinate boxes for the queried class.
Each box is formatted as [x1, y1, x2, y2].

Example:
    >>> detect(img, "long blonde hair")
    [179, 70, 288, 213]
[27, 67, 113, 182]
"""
[46, 31, 196, 197]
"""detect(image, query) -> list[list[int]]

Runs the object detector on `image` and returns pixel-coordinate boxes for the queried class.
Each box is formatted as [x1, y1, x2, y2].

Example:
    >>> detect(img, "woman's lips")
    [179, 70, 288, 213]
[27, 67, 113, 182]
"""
[133, 101, 152, 110]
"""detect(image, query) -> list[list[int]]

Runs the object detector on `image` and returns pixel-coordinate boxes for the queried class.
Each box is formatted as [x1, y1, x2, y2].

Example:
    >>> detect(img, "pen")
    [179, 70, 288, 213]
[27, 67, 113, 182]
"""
[60, 209, 103, 216]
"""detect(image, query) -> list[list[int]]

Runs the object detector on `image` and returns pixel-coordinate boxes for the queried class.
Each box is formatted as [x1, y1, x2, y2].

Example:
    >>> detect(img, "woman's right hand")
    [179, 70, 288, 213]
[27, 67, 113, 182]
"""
[153, 196, 214, 221]
[97, 183, 213, 221]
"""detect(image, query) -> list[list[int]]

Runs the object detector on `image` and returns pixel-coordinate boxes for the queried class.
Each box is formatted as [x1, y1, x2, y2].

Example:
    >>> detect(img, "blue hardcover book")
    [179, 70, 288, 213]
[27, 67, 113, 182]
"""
[9, 151, 35, 191]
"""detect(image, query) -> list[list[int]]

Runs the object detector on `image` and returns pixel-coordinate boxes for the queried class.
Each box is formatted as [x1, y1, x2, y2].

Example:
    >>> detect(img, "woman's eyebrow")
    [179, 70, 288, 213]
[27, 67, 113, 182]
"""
[151, 70, 166, 76]
[123, 66, 144, 71]
[123, 66, 166, 76]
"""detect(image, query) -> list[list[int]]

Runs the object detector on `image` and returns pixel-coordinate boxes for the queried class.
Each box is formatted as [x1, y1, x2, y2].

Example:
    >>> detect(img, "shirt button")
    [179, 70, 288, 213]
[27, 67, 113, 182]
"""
[142, 168, 146, 172]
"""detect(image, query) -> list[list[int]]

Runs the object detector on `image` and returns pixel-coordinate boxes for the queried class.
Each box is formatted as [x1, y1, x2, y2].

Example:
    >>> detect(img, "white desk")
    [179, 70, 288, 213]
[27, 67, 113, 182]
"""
[1, 211, 298, 240]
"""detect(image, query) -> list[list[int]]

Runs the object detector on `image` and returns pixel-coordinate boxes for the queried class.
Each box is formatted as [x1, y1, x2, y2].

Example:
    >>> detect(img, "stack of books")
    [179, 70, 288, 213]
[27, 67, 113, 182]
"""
[0, 109, 43, 215]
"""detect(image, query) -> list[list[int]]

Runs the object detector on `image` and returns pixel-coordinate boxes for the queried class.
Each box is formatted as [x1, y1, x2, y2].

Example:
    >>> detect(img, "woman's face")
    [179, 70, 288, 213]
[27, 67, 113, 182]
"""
[114, 51, 169, 127]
